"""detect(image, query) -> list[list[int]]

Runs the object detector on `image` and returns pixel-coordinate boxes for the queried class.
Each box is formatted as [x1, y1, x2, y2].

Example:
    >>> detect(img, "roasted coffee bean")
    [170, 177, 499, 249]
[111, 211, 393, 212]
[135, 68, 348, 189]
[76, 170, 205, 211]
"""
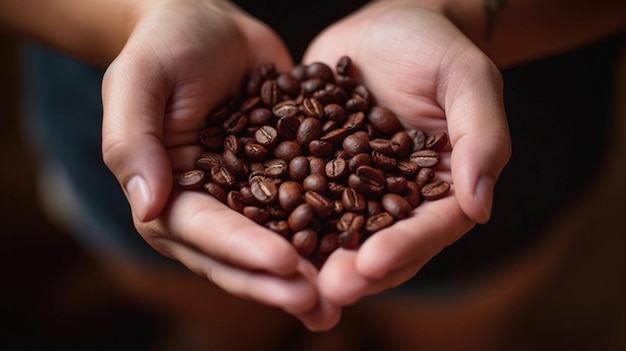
[267, 204, 289, 220]
[273, 141, 302, 162]
[249, 107, 274, 126]
[317, 233, 340, 254]
[263, 159, 288, 178]
[297, 117, 322, 145]
[255, 125, 279, 148]
[176, 170, 205, 190]
[369, 138, 400, 157]
[382, 193, 412, 219]
[251, 178, 278, 204]
[321, 120, 339, 135]
[342, 188, 366, 213]
[367, 106, 402, 135]
[320, 127, 348, 146]
[355, 165, 386, 191]
[288, 203, 315, 232]
[338, 230, 361, 249]
[303, 173, 328, 193]
[240, 96, 262, 113]
[410, 149, 440, 167]
[304, 191, 333, 218]
[195, 152, 222, 171]
[366, 200, 384, 217]
[343, 111, 365, 131]
[335, 149, 351, 160]
[407, 129, 426, 151]
[352, 85, 371, 104]
[260, 80, 281, 107]
[312, 89, 337, 105]
[207, 105, 229, 124]
[308, 140, 334, 158]
[332, 199, 345, 217]
[290, 64, 307, 81]
[421, 180, 451, 200]
[425, 132, 448, 151]
[391, 131, 413, 159]
[226, 190, 246, 213]
[302, 78, 325, 96]
[223, 134, 243, 156]
[336, 75, 357, 91]
[239, 185, 260, 206]
[223, 112, 248, 135]
[325, 158, 348, 180]
[386, 176, 407, 194]
[301, 97, 324, 118]
[199, 127, 224, 150]
[403, 181, 422, 208]
[203, 182, 227, 203]
[309, 157, 326, 175]
[288, 155, 310, 182]
[345, 96, 369, 113]
[273, 100, 298, 117]
[324, 103, 347, 123]
[396, 161, 419, 178]
[306, 62, 335, 83]
[292, 229, 318, 257]
[243, 206, 270, 224]
[266, 220, 289, 237]
[416, 167, 435, 188]
[324, 182, 344, 198]
[325, 84, 349, 104]
[348, 153, 373, 172]
[342, 133, 369, 157]
[276, 73, 301, 97]
[336, 56, 352, 76]
[244, 143, 269, 161]
[278, 181, 304, 212]
[276, 115, 300, 140]
[372, 151, 397, 170]
[337, 212, 365, 233]
[211, 166, 236, 187]
[365, 212, 394, 234]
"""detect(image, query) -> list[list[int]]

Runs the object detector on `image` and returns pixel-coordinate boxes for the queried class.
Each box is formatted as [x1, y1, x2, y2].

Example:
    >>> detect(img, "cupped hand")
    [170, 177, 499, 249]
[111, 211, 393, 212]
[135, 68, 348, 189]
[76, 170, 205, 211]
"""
[303, 0, 511, 305]
[101, 0, 339, 330]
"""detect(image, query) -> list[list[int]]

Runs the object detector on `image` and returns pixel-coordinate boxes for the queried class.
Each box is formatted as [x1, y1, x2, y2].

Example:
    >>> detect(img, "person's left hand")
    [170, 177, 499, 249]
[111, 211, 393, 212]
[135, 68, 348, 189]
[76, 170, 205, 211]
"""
[302, 0, 511, 306]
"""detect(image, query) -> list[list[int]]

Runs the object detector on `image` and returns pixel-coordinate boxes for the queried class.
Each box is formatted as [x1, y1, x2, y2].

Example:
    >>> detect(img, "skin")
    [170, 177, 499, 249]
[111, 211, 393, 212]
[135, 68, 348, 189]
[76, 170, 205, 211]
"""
[1, 0, 624, 332]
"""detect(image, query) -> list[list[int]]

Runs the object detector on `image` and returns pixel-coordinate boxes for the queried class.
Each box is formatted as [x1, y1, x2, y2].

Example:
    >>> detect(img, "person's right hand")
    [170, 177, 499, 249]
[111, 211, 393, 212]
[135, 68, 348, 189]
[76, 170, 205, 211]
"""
[101, 0, 340, 330]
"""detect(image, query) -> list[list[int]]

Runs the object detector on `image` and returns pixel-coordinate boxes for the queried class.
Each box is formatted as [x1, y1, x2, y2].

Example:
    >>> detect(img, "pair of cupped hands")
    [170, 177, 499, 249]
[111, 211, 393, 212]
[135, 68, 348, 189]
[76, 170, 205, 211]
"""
[101, 0, 510, 330]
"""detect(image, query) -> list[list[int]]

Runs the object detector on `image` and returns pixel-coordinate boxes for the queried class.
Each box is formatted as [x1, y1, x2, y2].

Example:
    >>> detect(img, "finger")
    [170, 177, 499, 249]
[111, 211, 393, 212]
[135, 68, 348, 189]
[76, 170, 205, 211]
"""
[356, 191, 475, 280]
[157, 190, 301, 276]
[442, 54, 512, 223]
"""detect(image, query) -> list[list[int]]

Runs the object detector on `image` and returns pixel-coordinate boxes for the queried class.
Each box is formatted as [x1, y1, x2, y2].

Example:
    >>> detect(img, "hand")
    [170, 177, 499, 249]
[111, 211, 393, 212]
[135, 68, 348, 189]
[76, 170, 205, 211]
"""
[101, 0, 340, 330]
[302, 0, 511, 305]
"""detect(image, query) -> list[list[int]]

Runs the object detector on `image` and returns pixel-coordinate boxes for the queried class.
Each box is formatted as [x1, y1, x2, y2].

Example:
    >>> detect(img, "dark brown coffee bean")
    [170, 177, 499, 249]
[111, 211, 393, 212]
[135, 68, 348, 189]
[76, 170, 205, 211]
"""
[250, 178, 278, 204]
[273, 100, 299, 118]
[239, 185, 260, 206]
[278, 181, 304, 212]
[207, 105, 229, 124]
[367, 106, 403, 135]
[415, 167, 435, 188]
[222, 149, 249, 179]
[338, 230, 361, 249]
[273, 141, 302, 162]
[337, 212, 365, 233]
[403, 181, 422, 208]
[292, 229, 318, 257]
[325, 158, 348, 181]
[407, 129, 426, 151]
[243, 206, 270, 224]
[365, 212, 395, 234]
[336, 56, 352, 76]
[255, 125, 279, 148]
[304, 191, 334, 218]
[355, 165, 386, 191]
[348, 153, 373, 172]
[318, 233, 340, 254]
[308, 140, 334, 158]
[260, 80, 281, 107]
[345, 96, 369, 113]
[325, 84, 349, 104]
[301, 97, 324, 118]
[203, 182, 227, 203]
[386, 176, 407, 194]
[223, 134, 242, 156]
[421, 180, 451, 200]
[263, 159, 288, 178]
[302, 78, 325, 96]
[372, 151, 397, 171]
[342, 134, 369, 157]
[366, 200, 384, 217]
[240, 96, 262, 113]
[324, 103, 346, 123]
[306, 62, 335, 84]
[312, 89, 337, 105]
[195, 152, 222, 171]
[199, 127, 224, 150]
[176, 170, 205, 190]
[332, 199, 345, 217]
[309, 157, 326, 175]
[288, 203, 315, 232]
[297, 117, 322, 145]
[369, 138, 400, 157]
[275, 115, 300, 141]
[425, 132, 448, 151]
[320, 128, 348, 146]
[266, 220, 289, 238]
[336, 75, 357, 91]
[321, 120, 339, 135]
[343, 111, 365, 131]
[302, 173, 328, 193]
[352, 85, 371, 103]
[341, 188, 366, 213]
[226, 190, 246, 213]
[382, 193, 412, 219]
[391, 131, 413, 159]
[244, 143, 269, 162]
[290, 64, 307, 81]
[396, 161, 419, 178]
[223, 111, 248, 135]
[276, 73, 301, 97]
[211, 166, 236, 188]
[288, 155, 310, 182]
[249, 107, 273, 126]
[410, 149, 440, 167]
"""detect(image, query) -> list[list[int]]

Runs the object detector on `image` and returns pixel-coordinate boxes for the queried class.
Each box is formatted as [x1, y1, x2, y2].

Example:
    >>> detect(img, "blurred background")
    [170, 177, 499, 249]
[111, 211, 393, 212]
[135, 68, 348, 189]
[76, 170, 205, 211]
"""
[2, 25, 626, 350]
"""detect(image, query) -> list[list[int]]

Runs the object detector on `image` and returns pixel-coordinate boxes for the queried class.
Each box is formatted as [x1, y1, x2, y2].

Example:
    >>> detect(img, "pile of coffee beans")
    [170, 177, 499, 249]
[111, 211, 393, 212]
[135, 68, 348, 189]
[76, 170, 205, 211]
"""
[176, 56, 450, 266]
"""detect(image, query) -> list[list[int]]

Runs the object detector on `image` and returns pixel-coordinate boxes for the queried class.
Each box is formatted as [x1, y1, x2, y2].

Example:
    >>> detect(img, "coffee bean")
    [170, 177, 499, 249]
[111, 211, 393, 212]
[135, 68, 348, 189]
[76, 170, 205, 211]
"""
[292, 229, 318, 257]
[382, 193, 412, 219]
[369, 138, 400, 157]
[343, 111, 365, 131]
[288, 155, 310, 182]
[211, 165, 236, 188]
[386, 176, 407, 194]
[342, 188, 366, 213]
[421, 180, 451, 200]
[301, 97, 324, 118]
[260, 80, 281, 107]
[308, 140, 334, 158]
[278, 181, 304, 212]
[425, 132, 448, 151]
[320, 127, 348, 146]
[403, 181, 422, 208]
[276, 73, 301, 98]
[303, 173, 328, 193]
[244, 143, 269, 162]
[365, 212, 394, 234]
[276, 115, 300, 140]
[338, 230, 361, 249]
[195, 152, 222, 171]
[251, 178, 277, 204]
[223, 112, 248, 135]
[273, 141, 302, 162]
[407, 129, 426, 151]
[226, 190, 246, 212]
[297, 117, 322, 145]
[372, 151, 397, 170]
[348, 153, 373, 172]
[263, 159, 288, 178]
[304, 191, 334, 218]
[324, 103, 346, 123]
[342, 133, 370, 156]
[266, 220, 290, 237]
[396, 161, 419, 178]
[176, 170, 205, 190]
[367, 106, 402, 135]
[255, 125, 279, 148]
[199, 127, 224, 150]
[336, 56, 352, 76]
[288, 203, 315, 232]
[345, 96, 369, 113]
[325, 158, 348, 180]
[243, 206, 270, 224]
[410, 149, 440, 167]
[249, 107, 274, 126]
[318, 233, 340, 254]
[391, 131, 413, 159]
[306, 62, 335, 84]
[416, 167, 435, 188]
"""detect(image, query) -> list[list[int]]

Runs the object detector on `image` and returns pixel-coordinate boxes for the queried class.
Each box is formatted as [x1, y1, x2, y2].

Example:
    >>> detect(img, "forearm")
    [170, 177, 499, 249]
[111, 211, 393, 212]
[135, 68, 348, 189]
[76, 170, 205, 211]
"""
[443, 0, 626, 68]
[0, 0, 141, 67]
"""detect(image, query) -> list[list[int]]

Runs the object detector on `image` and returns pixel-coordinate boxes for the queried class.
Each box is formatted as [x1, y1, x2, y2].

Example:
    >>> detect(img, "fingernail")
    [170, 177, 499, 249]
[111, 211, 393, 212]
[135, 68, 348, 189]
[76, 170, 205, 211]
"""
[126, 175, 150, 221]
[475, 175, 494, 222]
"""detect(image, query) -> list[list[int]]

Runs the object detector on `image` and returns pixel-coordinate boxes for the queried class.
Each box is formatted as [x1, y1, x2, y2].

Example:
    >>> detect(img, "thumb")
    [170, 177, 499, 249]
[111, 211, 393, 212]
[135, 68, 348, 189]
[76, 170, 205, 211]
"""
[444, 57, 512, 223]
[101, 55, 172, 222]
